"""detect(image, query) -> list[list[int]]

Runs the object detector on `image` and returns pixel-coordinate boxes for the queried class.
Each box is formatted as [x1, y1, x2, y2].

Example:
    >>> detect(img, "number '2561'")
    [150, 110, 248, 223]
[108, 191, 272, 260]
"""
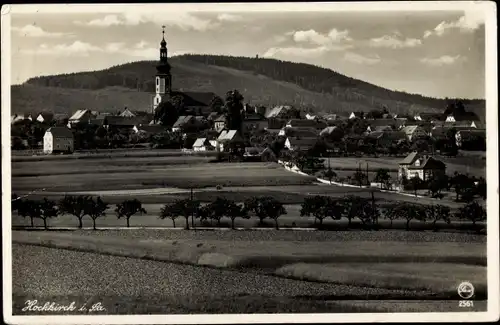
[459, 301, 474, 308]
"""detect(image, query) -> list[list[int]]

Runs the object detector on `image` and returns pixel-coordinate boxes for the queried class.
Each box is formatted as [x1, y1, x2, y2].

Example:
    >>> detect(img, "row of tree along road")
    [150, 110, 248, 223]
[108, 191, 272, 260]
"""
[12, 194, 486, 233]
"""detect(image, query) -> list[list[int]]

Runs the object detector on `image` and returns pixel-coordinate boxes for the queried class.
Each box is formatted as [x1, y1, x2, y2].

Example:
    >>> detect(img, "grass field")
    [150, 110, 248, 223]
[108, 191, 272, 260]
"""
[12, 160, 317, 193]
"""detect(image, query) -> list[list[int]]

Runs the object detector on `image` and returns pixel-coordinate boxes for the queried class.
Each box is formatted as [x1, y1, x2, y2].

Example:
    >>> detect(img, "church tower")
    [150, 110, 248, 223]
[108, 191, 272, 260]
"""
[153, 26, 172, 111]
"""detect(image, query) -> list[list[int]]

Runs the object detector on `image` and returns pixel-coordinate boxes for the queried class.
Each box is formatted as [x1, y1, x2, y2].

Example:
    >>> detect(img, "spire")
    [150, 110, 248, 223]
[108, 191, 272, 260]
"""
[160, 25, 167, 47]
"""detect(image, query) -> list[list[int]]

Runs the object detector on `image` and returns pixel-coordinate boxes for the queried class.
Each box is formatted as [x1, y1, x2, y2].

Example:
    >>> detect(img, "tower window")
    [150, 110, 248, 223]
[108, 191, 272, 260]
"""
[156, 78, 159, 86]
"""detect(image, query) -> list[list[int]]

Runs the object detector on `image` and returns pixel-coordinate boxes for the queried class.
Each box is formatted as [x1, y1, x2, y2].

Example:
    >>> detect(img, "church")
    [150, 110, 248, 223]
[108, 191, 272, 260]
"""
[153, 27, 218, 116]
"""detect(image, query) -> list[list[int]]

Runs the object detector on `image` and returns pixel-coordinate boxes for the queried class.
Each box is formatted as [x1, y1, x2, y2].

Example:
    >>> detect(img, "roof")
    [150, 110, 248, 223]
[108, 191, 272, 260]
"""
[89, 119, 104, 126]
[53, 114, 69, 121]
[69, 109, 90, 121]
[37, 112, 54, 121]
[171, 91, 217, 107]
[172, 115, 195, 128]
[46, 127, 73, 138]
[137, 125, 165, 133]
[207, 112, 219, 120]
[244, 113, 266, 121]
[287, 119, 326, 129]
[319, 126, 339, 136]
[400, 151, 419, 165]
[408, 156, 446, 170]
[367, 119, 398, 127]
[286, 137, 317, 150]
[214, 115, 226, 122]
[105, 116, 146, 126]
[457, 129, 486, 138]
[401, 125, 421, 135]
[284, 127, 318, 138]
[193, 138, 209, 147]
[217, 130, 240, 142]
[265, 105, 293, 118]
[373, 125, 393, 132]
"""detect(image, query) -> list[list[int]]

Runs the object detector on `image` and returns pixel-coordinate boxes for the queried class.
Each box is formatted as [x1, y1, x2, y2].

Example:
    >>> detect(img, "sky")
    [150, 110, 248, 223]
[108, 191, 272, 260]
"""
[8, 3, 487, 99]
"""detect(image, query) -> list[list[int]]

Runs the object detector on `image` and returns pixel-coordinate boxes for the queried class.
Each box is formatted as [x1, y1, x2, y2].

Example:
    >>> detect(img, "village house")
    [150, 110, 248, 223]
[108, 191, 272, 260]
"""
[284, 137, 317, 152]
[398, 152, 446, 182]
[36, 112, 54, 124]
[68, 109, 94, 126]
[104, 116, 147, 131]
[192, 138, 215, 151]
[265, 105, 294, 119]
[43, 127, 74, 154]
[305, 113, 317, 120]
[171, 115, 202, 133]
[400, 125, 427, 142]
[213, 115, 227, 132]
[216, 130, 244, 152]
[242, 114, 268, 133]
[455, 129, 487, 148]
[119, 107, 152, 118]
[53, 114, 70, 125]
[349, 111, 364, 119]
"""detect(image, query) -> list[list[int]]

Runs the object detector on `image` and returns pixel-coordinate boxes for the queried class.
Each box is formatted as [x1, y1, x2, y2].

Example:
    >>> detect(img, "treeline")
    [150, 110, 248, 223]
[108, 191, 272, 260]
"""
[179, 54, 485, 114]
[11, 194, 486, 233]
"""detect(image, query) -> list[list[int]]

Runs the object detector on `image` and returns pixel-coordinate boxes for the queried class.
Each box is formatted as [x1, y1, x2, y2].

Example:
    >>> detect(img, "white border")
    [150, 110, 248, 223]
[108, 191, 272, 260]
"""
[2, 2, 498, 324]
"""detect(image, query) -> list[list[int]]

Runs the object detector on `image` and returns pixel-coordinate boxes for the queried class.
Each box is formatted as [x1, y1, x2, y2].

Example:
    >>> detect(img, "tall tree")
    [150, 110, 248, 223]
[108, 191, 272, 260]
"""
[456, 201, 486, 232]
[426, 204, 451, 232]
[226, 202, 249, 229]
[84, 196, 109, 230]
[159, 202, 181, 228]
[260, 197, 287, 230]
[225, 90, 244, 132]
[209, 95, 225, 114]
[58, 195, 91, 229]
[17, 199, 39, 228]
[38, 198, 58, 230]
[115, 199, 147, 228]
[162, 199, 200, 230]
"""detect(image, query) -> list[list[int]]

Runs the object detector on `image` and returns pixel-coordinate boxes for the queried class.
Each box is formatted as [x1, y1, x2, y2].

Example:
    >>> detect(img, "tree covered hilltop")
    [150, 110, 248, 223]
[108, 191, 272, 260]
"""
[16, 54, 485, 118]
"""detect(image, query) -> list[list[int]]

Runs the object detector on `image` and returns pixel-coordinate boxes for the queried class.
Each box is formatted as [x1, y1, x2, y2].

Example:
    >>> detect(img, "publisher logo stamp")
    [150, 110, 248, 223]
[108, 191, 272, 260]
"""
[457, 282, 475, 300]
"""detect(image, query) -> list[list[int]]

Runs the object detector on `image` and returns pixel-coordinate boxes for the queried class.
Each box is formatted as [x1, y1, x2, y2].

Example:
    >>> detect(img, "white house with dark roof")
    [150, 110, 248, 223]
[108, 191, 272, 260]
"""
[398, 152, 446, 182]
[43, 127, 74, 154]
[192, 138, 214, 151]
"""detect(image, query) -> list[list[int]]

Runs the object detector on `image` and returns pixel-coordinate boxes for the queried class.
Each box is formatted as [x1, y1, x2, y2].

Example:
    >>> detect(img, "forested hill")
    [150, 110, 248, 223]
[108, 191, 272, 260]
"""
[17, 54, 485, 118]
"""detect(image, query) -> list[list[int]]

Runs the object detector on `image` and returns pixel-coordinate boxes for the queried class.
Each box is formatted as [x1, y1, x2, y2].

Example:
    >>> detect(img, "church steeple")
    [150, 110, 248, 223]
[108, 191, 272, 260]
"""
[159, 25, 168, 64]
[153, 25, 172, 112]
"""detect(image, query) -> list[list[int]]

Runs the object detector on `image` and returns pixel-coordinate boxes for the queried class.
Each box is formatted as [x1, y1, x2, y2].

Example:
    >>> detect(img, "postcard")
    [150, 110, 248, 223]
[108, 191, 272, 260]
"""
[2, 2, 498, 324]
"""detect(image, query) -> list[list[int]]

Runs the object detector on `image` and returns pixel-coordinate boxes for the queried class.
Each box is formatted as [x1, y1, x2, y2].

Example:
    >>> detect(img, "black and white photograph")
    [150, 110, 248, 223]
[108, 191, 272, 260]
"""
[2, 2, 498, 323]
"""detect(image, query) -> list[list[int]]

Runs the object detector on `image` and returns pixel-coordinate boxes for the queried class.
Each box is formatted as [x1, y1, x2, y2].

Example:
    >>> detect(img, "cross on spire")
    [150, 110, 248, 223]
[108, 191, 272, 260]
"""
[162, 25, 165, 38]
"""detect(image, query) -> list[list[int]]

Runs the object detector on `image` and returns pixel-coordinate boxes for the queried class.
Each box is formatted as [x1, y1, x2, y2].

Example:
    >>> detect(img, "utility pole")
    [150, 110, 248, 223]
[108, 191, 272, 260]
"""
[190, 188, 195, 229]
